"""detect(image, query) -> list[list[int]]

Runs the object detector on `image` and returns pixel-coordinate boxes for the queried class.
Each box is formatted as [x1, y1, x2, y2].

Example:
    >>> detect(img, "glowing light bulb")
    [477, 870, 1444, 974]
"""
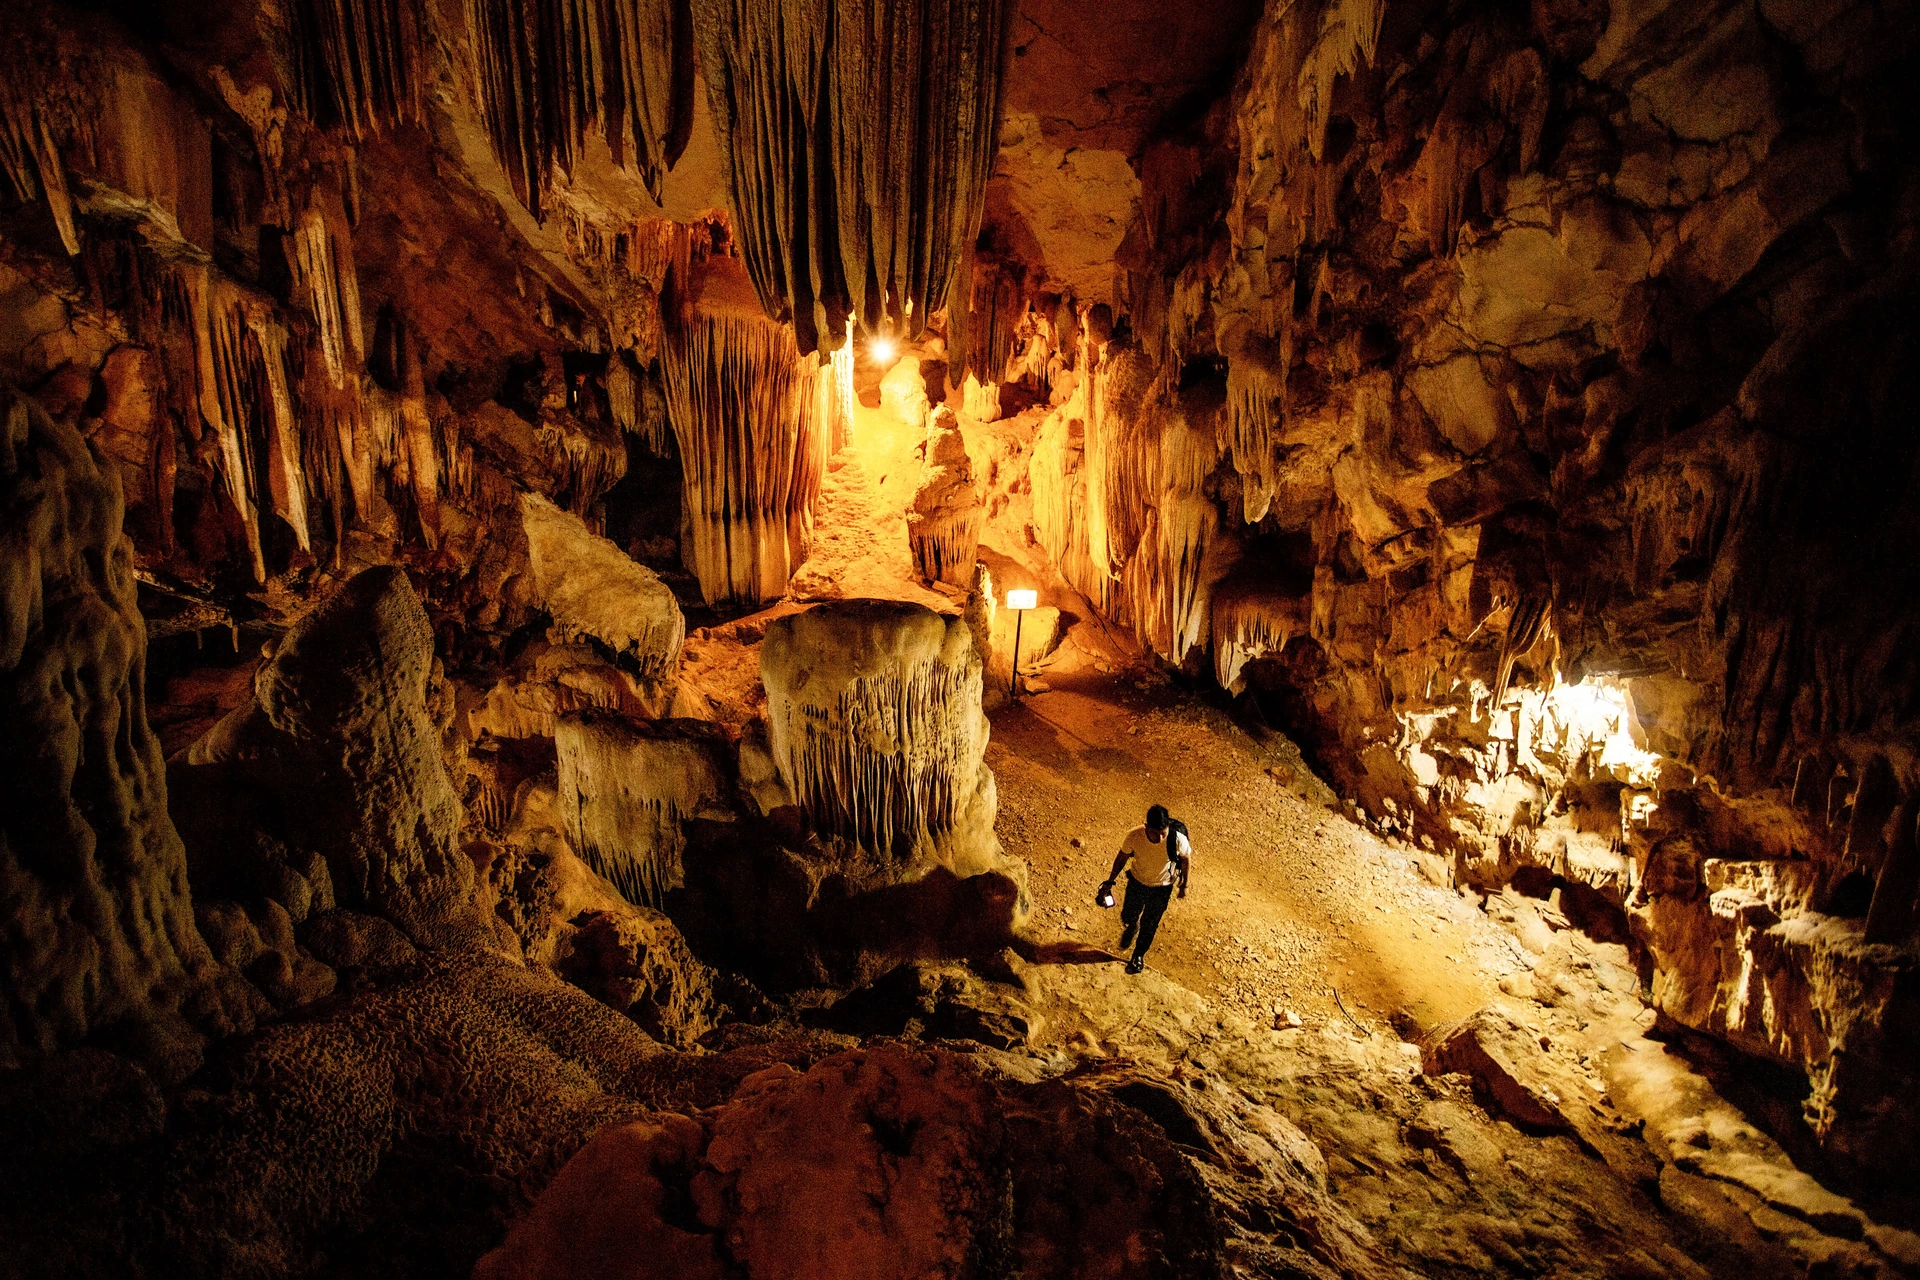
[868, 336, 898, 364]
[1005, 589, 1037, 610]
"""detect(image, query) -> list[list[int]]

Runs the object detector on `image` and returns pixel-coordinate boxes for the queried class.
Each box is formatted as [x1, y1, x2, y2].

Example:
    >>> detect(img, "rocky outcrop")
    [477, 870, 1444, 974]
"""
[475, 1041, 1388, 1280]
[519, 492, 684, 692]
[0, 391, 235, 1067]
[181, 566, 480, 946]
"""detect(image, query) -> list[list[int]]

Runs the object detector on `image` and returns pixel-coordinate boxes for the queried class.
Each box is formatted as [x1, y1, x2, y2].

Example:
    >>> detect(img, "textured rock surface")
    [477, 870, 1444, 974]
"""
[907, 407, 985, 587]
[0, 391, 225, 1066]
[476, 1041, 1387, 1280]
[519, 492, 684, 690]
[183, 567, 480, 946]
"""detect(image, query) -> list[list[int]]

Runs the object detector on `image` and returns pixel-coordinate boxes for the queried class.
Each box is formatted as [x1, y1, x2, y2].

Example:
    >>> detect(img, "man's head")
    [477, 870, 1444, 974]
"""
[1146, 804, 1169, 840]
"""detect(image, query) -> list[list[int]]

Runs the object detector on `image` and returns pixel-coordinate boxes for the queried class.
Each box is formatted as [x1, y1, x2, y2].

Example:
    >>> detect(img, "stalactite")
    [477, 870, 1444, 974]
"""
[536, 413, 628, 514]
[1115, 495, 1218, 665]
[908, 407, 984, 587]
[1030, 344, 1226, 665]
[1224, 352, 1284, 524]
[555, 713, 722, 909]
[761, 603, 989, 859]
[965, 256, 1024, 388]
[1494, 595, 1551, 705]
[1296, 0, 1386, 161]
[468, 0, 693, 221]
[289, 192, 366, 391]
[1211, 574, 1314, 693]
[690, 0, 1015, 354]
[0, 76, 82, 255]
[284, 0, 426, 140]
[246, 314, 314, 557]
[659, 261, 827, 604]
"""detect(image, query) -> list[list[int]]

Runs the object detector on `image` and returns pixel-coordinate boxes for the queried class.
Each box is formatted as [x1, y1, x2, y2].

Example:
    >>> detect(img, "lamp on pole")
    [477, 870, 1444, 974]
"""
[1005, 589, 1037, 697]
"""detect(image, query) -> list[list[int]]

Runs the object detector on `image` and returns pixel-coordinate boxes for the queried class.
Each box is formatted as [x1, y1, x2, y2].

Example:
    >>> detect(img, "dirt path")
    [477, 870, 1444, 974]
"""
[988, 668, 1523, 1036]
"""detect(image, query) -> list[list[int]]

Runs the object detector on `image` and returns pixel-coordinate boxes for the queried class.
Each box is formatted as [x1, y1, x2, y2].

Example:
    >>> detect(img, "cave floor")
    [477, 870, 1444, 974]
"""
[984, 665, 1920, 1278]
[988, 666, 1517, 1035]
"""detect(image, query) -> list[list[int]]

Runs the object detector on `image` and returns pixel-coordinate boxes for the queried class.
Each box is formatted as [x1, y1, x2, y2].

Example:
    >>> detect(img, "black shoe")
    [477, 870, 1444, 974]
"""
[1125, 956, 1145, 975]
[1118, 924, 1136, 953]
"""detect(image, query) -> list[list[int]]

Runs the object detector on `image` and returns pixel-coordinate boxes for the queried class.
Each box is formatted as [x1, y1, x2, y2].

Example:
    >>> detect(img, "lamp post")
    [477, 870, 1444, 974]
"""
[1005, 589, 1037, 697]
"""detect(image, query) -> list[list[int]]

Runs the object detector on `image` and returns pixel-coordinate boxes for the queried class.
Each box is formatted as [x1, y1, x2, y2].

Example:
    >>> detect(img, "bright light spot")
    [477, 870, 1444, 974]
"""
[1005, 589, 1038, 610]
[868, 336, 898, 364]
[1543, 675, 1664, 787]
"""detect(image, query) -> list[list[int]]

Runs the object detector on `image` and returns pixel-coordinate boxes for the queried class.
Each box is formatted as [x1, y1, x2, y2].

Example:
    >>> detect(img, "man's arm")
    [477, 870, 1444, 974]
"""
[1103, 849, 1129, 886]
[1175, 832, 1191, 898]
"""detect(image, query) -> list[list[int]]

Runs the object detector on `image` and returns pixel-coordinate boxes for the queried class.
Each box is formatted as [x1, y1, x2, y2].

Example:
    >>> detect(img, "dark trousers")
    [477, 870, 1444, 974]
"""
[1121, 877, 1174, 960]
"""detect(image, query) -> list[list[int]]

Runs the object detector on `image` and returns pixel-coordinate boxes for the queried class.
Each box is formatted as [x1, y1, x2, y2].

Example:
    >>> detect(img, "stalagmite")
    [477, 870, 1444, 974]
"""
[659, 257, 828, 605]
[554, 713, 729, 909]
[519, 491, 685, 687]
[1, 390, 221, 1060]
[907, 407, 984, 587]
[690, 0, 1016, 353]
[760, 601, 997, 866]
[467, 0, 693, 219]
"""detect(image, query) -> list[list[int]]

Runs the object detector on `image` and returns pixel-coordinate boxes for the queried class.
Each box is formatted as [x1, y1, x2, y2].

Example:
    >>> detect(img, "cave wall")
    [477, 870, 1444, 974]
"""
[991, 0, 1919, 1174]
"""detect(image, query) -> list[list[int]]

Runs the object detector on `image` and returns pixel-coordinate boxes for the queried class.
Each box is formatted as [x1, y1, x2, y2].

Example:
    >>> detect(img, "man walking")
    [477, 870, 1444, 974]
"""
[1099, 804, 1191, 974]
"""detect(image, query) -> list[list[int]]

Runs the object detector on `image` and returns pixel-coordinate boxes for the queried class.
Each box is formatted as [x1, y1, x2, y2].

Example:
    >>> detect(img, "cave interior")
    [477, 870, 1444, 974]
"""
[2, 0, 1919, 1275]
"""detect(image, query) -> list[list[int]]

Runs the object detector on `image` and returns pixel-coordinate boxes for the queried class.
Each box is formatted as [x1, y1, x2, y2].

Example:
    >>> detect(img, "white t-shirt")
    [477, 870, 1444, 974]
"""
[1121, 825, 1190, 887]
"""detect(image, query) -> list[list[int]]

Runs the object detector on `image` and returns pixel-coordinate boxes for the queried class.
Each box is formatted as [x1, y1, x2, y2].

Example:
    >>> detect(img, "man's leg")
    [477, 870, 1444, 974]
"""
[1118, 877, 1143, 952]
[1128, 883, 1174, 970]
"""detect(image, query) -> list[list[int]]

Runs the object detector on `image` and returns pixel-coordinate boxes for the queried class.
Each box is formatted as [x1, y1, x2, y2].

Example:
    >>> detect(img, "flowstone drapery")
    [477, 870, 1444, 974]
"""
[660, 257, 829, 605]
[554, 713, 730, 909]
[907, 407, 984, 587]
[689, 0, 1015, 353]
[759, 601, 998, 868]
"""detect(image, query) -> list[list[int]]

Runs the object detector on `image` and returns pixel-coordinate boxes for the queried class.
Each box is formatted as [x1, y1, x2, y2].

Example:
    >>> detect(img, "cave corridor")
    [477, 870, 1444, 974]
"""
[2, 0, 1918, 1275]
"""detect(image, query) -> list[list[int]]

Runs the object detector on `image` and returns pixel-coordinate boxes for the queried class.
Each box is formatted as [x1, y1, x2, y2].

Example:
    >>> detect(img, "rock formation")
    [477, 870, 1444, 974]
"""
[520, 490, 684, 692]
[4, 0, 1920, 1270]
[690, 0, 1016, 353]
[906, 406, 984, 587]
[554, 711, 732, 909]
[760, 600, 998, 868]
[661, 255, 831, 605]
[183, 566, 480, 946]
[0, 391, 223, 1065]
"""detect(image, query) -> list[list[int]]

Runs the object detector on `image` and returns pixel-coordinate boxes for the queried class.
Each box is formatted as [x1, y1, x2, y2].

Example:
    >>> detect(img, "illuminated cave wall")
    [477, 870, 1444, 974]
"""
[982, 0, 1920, 1172]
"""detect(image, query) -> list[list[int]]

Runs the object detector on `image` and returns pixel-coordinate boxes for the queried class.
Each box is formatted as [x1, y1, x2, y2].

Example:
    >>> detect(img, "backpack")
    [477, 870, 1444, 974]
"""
[1164, 817, 1191, 872]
